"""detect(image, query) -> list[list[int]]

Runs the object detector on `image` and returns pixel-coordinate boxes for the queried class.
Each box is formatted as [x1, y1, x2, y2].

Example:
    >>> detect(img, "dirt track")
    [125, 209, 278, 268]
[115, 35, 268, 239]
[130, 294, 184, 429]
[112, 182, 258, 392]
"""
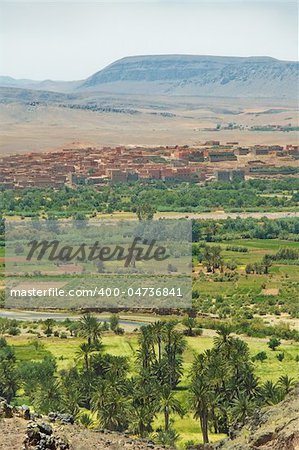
[156, 211, 299, 220]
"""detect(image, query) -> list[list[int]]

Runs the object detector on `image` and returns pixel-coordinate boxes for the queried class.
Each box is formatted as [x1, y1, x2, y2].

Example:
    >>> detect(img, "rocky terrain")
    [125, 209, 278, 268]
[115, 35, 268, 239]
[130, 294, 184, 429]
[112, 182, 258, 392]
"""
[210, 385, 299, 450]
[1, 387, 299, 450]
[0, 398, 169, 450]
[79, 55, 298, 98]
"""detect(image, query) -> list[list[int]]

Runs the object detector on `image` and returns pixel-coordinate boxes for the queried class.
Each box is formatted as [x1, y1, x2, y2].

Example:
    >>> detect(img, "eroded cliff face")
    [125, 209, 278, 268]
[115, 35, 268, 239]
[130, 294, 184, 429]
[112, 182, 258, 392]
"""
[80, 55, 298, 98]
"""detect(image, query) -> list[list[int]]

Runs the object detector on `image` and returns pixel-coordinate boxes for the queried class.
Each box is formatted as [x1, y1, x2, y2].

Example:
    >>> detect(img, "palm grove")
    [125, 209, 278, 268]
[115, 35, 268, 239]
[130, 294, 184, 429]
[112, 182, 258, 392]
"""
[0, 314, 294, 447]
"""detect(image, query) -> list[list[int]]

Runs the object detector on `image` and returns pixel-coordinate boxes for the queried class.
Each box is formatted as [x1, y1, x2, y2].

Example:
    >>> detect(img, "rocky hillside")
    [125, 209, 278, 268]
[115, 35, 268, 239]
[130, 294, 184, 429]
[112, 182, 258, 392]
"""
[210, 385, 299, 450]
[1, 55, 297, 98]
[1, 388, 299, 450]
[79, 55, 298, 98]
[0, 398, 169, 450]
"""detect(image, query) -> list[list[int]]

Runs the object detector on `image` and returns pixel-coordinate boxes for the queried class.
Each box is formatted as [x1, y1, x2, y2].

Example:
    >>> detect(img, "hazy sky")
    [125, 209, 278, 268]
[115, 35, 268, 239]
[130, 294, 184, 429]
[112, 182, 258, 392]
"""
[0, 1, 298, 80]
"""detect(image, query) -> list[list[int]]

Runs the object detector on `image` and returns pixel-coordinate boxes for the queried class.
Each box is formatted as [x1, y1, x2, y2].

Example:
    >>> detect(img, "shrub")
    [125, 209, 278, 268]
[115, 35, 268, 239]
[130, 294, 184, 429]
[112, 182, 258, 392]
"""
[268, 337, 281, 351]
[253, 351, 268, 363]
[8, 327, 21, 336]
[0, 337, 8, 348]
[80, 413, 94, 429]
[114, 326, 125, 335]
[226, 245, 248, 253]
[276, 352, 285, 362]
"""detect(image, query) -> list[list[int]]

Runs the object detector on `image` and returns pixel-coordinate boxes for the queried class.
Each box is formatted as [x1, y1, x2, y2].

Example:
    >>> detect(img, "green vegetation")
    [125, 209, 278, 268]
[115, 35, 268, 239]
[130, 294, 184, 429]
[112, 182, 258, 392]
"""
[1, 177, 298, 217]
[0, 181, 298, 448]
[268, 337, 281, 351]
[0, 315, 297, 448]
[192, 228, 299, 328]
[249, 166, 299, 175]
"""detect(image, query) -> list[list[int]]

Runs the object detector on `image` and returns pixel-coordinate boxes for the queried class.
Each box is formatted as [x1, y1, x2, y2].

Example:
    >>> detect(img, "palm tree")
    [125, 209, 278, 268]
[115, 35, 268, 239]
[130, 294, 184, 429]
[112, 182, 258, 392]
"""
[136, 326, 156, 370]
[205, 221, 219, 242]
[79, 312, 101, 346]
[262, 254, 272, 274]
[208, 389, 223, 434]
[240, 371, 260, 399]
[190, 376, 210, 444]
[154, 428, 180, 447]
[213, 325, 234, 357]
[62, 386, 82, 418]
[261, 380, 281, 405]
[130, 403, 157, 437]
[129, 373, 160, 437]
[182, 316, 198, 336]
[42, 318, 55, 336]
[0, 359, 18, 403]
[151, 321, 166, 363]
[163, 322, 186, 388]
[277, 375, 295, 394]
[158, 385, 184, 431]
[33, 378, 62, 414]
[76, 342, 93, 371]
[231, 393, 256, 425]
[92, 380, 130, 431]
[203, 245, 223, 272]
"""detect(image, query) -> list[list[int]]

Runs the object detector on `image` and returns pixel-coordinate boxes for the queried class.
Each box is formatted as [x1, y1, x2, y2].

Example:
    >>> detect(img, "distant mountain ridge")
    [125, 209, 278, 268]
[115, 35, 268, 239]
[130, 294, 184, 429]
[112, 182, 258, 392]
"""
[0, 76, 81, 93]
[79, 55, 298, 98]
[1, 55, 298, 98]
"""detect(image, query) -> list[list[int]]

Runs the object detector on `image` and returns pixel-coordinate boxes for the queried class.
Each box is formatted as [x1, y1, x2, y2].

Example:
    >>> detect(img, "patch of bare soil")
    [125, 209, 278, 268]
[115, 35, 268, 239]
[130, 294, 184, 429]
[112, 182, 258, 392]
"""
[0, 417, 168, 450]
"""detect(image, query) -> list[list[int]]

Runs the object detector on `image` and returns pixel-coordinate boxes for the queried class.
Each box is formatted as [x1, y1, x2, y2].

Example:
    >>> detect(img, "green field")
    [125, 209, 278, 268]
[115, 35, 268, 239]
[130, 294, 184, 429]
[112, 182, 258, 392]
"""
[193, 238, 299, 321]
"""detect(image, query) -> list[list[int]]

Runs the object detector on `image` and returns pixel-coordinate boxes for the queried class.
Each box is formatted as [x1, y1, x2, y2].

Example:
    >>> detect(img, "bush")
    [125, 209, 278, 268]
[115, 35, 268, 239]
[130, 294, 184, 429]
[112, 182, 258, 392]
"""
[0, 337, 8, 348]
[79, 413, 94, 429]
[29, 338, 45, 350]
[101, 321, 109, 332]
[114, 326, 125, 335]
[109, 314, 119, 332]
[194, 327, 203, 336]
[27, 329, 38, 334]
[154, 428, 180, 447]
[225, 245, 248, 253]
[253, 351, 267, 363]
[167, 263, 178, 272]
[226, 260, 237, 271]
[268, 337, 281, 351]
[8, 327, 21, 336]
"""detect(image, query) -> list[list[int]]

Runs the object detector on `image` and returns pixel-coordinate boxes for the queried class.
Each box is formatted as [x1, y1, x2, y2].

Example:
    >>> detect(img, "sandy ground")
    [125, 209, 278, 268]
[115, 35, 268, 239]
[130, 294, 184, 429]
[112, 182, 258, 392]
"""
[0, 96, 298, 155]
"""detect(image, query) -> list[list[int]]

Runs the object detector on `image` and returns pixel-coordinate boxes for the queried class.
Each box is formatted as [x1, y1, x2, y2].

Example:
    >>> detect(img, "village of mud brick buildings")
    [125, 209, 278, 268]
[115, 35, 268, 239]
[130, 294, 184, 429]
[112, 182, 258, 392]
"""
[0, 141, 298, 189]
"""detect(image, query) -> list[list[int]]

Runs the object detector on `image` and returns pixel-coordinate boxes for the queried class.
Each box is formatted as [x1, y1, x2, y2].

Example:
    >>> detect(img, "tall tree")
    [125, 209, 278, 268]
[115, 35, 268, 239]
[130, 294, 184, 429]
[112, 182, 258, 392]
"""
[92, 380, 130, 431]
[203, 246, 223, 273]
[79, 312, 102, 347]
[158, 385, 184, 431]
[134, 203, 156, 221]
[76, 343, 94, 371]
[190, 376, 211, 444]
[33, 378, 62, 414]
